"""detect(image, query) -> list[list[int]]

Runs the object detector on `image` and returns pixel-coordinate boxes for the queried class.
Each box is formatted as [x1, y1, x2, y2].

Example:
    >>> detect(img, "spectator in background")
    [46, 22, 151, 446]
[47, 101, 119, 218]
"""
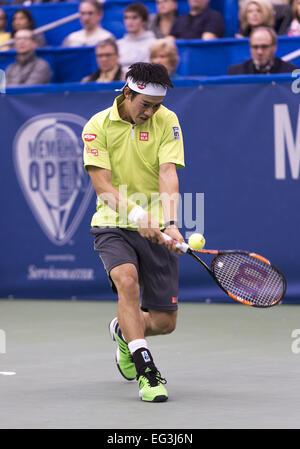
[0, 8, 11, 51]
[150, 38, 179, 76]
[288, 0, 300, 35]
[148, 0, 178, 38]
[12, 8, 46, 47]
[62, 0, 113, 47]
[170, 0, 224, 40]
[228, 26, 298, 74]
[82, 38, 125, 83]
[237, 0, 292, 36]
[5, 29, 51, 86]
[237, 0, 275, 37]
[117, 2, 156, 73]
[273, 2, 293, 34]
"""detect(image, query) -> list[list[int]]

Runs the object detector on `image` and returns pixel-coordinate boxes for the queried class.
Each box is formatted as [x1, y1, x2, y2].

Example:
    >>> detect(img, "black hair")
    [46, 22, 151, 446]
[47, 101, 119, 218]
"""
[12, 8, 35, 35]
[124, 2, 149, 23]
[125, 62, 174, 94]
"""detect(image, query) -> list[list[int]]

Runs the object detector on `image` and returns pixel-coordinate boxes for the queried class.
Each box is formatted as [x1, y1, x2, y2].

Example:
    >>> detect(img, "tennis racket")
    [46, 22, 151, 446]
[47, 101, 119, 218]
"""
[162, 233, 286, 307]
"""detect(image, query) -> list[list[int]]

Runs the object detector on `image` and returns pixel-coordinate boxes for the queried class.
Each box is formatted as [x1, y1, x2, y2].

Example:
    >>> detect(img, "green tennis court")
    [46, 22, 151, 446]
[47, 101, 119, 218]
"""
[0, 299, 299, 429]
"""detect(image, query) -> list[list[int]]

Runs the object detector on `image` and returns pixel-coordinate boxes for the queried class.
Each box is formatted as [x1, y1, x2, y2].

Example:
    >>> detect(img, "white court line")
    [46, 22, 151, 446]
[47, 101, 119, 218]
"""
[0, 372, 16, 376]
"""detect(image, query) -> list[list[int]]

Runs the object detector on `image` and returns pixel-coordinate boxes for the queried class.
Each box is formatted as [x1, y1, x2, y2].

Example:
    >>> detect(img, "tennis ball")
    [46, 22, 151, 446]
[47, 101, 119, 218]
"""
[188, 233, 205, 250]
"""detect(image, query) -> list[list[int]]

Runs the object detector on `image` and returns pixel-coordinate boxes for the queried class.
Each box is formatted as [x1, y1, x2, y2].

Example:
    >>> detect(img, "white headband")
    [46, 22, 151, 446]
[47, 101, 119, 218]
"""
[126, 77, 167, 96]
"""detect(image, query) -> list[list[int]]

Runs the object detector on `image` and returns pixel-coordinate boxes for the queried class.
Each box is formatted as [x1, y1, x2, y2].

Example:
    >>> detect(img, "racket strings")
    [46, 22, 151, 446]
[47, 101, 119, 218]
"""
[212, 253, 284, 306]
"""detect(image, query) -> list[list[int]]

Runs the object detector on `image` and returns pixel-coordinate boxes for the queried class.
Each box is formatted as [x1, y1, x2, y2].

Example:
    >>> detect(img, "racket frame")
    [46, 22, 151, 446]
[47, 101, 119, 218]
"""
[187, 248, 287, 307]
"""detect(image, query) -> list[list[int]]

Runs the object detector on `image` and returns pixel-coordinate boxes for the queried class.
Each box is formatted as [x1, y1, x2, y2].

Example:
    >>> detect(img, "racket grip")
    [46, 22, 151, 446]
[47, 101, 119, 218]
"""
[162, 232, 190, 253]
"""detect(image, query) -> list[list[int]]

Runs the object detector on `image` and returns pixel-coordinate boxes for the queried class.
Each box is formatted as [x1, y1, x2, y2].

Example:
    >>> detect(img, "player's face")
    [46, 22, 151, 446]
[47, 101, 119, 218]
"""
[125, 92, 165, 125]
[246, 3, 263, 27]
[297, 0, 300, 16]
[250, 30, 276, 66]
[79, 3, 102, 31]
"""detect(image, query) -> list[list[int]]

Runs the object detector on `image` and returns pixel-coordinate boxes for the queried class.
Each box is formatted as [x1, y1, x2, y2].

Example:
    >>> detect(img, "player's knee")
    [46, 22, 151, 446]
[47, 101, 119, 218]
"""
[116, 275, 139, 295]
[162, 322, 176, 335]
[159, 315, 177, 335]
[111, 265, 139, 295]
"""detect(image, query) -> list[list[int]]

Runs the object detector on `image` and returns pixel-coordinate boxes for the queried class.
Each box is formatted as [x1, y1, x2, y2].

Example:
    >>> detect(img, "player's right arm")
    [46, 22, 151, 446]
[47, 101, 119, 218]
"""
[83, 115, 163, 242]
[86, 165, 133, 216]
[87, 165, 164, 243]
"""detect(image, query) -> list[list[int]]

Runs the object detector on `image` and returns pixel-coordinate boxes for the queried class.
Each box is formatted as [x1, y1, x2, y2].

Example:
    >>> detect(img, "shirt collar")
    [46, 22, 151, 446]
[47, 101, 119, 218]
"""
[109, 94, 125, 121]
[253, 58, 275, 73]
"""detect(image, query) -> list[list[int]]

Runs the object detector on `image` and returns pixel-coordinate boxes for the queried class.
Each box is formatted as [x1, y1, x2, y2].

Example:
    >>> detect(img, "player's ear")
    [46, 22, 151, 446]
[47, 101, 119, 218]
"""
[123, 86, 131, 100]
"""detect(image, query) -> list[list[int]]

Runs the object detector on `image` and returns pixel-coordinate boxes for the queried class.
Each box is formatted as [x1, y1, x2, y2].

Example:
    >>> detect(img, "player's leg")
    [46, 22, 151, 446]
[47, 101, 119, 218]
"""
[123, 236, 179, 402]
[109, 262, 147, 382]
[110, 263, 168, 402]
[142, 309, 177, 337]
[91, 227, 140, 381]
[110, 262, 144, 342]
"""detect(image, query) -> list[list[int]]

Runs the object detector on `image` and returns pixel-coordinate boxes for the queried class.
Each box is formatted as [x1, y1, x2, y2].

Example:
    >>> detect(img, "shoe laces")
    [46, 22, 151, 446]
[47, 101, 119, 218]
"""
[141, 367, 167, 387]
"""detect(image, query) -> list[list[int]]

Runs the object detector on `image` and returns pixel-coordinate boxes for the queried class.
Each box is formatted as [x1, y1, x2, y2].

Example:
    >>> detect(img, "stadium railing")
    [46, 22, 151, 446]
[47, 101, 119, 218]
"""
[1, 0, 238, 44]
[1, 35, 300, 83]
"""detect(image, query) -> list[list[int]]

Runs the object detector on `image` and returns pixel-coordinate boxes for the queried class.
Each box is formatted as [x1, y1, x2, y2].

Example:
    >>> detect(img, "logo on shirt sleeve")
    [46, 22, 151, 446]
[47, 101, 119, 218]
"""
[84, 133, 97, 142]
[86, 147, 98, 156]
[172, 127, 180, 140]
[139, 132, 149, 141]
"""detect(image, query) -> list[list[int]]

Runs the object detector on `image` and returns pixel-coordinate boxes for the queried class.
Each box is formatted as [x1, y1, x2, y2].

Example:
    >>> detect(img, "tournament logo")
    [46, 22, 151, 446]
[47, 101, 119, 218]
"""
[172, 127, 180, 140]
[13, 113, 94, 246]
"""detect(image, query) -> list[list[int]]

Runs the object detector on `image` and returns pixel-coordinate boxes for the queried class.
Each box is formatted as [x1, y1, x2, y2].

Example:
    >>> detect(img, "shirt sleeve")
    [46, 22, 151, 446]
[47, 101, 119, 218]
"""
[158, 111, 185, 169]
[82, 115, 111, 171]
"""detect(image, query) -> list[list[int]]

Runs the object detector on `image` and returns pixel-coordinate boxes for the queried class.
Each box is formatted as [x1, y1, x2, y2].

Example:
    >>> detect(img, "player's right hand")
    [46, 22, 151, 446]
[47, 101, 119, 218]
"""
[137, 214, 165, 245]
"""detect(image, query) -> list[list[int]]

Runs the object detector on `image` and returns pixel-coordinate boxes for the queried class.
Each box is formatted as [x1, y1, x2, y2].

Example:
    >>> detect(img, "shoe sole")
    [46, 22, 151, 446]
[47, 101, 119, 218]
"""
[139, 390, 168, 402]
[109, 318, 136, 382]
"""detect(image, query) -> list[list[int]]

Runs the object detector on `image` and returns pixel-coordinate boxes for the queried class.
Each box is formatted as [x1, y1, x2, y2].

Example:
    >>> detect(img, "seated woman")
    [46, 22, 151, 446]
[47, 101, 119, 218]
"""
[288, 0, 300, 35]
[81, 38, 125, 83]
[148, 0, 178, 38]
[12, 8, 46, 47]
[0, 8, 11, 51]
[237, 0, 275, 37]
[149, 38, 179, 77]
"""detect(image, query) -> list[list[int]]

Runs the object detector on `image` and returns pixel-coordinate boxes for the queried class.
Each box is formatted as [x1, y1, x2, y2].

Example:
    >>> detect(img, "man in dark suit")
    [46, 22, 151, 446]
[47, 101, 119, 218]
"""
[228, 27, 298, 75]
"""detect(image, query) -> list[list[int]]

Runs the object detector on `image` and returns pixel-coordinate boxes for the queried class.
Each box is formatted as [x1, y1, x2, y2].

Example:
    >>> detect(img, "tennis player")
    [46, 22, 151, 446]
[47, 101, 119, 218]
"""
[82, 62, 185, 402]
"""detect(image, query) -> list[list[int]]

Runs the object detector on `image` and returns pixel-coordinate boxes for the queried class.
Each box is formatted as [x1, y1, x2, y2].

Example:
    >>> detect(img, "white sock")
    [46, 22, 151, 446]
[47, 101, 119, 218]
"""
[128, 339, 148, 355]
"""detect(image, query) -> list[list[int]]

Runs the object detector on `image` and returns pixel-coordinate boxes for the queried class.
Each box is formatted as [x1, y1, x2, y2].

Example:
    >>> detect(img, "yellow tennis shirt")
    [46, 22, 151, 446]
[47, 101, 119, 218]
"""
[83, 94, 185, 229]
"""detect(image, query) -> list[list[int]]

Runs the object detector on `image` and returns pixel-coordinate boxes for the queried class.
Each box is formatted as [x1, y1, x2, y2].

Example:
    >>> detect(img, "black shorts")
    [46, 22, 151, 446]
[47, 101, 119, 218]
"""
[90, 227, 179, 311]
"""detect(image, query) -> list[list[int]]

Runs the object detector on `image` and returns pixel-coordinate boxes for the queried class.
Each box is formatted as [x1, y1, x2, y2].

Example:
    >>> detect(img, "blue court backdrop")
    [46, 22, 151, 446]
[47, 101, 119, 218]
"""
[0, 75, 299, 304]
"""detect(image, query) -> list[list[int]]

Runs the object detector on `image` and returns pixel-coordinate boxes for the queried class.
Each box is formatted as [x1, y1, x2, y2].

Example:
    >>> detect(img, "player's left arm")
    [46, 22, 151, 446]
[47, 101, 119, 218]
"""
[159, 163, 185, 253]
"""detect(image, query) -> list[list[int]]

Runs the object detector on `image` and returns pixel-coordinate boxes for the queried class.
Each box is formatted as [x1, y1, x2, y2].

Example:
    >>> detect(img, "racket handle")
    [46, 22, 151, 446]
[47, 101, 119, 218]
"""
[162, 232, 190, 253]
